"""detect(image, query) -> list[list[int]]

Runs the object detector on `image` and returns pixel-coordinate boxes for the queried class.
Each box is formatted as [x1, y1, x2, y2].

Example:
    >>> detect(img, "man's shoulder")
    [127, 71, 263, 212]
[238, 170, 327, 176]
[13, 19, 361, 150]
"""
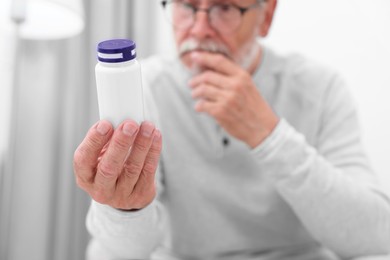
[264, 47, 344, 97]
[267, 48, 339, 83]
[260, 47, 351, 117]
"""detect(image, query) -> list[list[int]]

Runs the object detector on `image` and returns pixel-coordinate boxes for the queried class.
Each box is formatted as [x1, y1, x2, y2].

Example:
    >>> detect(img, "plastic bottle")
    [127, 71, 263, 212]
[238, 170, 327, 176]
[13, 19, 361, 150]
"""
[95, 39, 144, 128]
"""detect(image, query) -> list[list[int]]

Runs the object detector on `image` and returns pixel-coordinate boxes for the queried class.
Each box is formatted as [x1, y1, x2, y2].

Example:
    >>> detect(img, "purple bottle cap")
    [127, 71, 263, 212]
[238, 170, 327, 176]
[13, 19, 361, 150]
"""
[97, 39, 136, 63]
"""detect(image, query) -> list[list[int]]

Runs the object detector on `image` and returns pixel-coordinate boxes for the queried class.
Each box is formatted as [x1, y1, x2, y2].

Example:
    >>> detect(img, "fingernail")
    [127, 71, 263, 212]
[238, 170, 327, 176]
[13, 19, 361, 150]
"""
[96, 121, 111, 136]
[123, 122, 138, 136]
[141, 121, 155, 137]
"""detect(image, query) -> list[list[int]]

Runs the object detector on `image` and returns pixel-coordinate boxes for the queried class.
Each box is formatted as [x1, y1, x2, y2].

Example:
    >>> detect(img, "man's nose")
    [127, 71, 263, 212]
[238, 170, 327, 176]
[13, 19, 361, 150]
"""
[189, 11, 216, 39]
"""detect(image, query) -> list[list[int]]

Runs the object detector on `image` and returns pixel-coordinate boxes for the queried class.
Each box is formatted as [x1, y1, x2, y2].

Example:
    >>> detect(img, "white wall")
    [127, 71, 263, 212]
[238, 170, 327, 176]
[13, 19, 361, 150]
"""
[263, 0, 390, 190]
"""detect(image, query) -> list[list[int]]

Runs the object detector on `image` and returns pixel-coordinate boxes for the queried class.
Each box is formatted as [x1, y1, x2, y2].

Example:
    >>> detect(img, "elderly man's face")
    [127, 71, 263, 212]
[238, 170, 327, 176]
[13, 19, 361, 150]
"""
[169, 0, 272, 72]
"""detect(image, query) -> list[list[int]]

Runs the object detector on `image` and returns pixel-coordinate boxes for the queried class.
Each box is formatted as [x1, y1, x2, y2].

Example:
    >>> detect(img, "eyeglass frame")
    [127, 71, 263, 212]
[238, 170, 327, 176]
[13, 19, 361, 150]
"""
[160, 0, 266, 34]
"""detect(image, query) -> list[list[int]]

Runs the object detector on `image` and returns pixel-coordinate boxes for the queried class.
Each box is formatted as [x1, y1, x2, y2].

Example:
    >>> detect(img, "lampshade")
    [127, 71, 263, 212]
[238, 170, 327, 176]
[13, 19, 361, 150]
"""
[10, 0, 85, 40]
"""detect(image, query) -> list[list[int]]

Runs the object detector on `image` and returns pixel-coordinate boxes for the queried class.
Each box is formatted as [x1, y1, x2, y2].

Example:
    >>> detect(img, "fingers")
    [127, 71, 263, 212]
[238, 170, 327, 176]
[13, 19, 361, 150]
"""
[195, 99, 223, 117]
[190, 51, 237, 75]
[93, 120, 139, 203]
[131, 130, 162, 208]
[74, 119, 162, 210]
[73, 120, 113, 189]
[189, 70, 229, 90]
[189, 70, 231, 106]
[115, 122, 156, 197]
[191, 83, 224, 102]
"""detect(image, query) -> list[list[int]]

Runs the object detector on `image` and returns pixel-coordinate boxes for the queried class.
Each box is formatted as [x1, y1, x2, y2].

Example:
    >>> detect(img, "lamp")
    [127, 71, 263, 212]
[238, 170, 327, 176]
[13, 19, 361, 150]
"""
[10, 0, 84, 40]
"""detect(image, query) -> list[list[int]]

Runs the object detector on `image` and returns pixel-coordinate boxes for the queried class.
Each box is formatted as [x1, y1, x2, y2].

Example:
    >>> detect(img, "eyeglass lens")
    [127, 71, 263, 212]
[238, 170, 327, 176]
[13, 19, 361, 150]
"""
[165, 1, 247, 33]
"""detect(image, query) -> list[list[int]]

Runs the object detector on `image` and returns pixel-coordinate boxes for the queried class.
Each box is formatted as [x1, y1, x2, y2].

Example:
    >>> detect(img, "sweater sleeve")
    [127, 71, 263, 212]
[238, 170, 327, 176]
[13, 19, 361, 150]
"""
[85, 199, 167, 260]
[251, 75, 390, 259]
[85, 152, 168, 260]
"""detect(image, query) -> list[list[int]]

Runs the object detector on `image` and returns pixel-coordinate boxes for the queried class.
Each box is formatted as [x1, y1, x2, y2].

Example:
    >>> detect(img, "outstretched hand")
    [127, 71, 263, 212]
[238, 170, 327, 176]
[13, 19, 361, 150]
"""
[73, 120, 162, 210]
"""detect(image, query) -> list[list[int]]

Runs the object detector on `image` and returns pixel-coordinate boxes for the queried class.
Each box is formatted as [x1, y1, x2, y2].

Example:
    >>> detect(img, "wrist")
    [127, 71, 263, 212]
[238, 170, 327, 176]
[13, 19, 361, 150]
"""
[248, 115, 279, 148]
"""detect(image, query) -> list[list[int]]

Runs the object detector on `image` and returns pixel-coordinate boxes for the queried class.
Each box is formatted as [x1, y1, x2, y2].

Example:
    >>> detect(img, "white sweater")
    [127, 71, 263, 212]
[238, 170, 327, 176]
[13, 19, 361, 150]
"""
[86, 47, 390, 260]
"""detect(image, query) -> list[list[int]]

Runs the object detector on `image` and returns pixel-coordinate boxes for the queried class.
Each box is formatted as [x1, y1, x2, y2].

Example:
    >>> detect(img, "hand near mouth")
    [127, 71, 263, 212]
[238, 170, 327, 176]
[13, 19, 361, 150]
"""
[188, 51, 279, 148]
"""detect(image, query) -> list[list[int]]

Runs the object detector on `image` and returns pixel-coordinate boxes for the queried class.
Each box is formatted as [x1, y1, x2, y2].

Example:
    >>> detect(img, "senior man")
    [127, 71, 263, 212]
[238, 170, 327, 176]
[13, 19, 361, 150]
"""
[73, 0, 390, 259]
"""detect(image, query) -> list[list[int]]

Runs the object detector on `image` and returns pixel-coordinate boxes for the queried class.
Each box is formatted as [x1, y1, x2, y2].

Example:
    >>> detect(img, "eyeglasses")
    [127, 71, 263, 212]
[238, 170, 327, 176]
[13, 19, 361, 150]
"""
[161, 0, 264, 34]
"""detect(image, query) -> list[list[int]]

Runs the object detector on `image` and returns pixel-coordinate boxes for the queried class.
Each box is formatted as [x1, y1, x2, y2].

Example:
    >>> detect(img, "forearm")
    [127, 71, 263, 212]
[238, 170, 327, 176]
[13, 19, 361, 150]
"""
[86, 200, 166, 260]
[252, 119, 390, 259]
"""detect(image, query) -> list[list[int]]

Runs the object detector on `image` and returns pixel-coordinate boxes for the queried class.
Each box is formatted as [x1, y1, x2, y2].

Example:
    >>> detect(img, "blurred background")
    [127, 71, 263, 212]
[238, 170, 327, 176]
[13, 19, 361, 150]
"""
[0, 0, 389, 259]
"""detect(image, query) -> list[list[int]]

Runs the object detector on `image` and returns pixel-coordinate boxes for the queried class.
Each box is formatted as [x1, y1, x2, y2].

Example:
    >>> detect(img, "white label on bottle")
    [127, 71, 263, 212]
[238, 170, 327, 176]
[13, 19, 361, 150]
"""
[98, 52, 123, 59]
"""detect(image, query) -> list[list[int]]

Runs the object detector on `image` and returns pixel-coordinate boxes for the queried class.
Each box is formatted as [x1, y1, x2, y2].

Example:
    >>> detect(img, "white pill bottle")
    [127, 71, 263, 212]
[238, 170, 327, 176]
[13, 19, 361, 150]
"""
[95, 39, 144, 127]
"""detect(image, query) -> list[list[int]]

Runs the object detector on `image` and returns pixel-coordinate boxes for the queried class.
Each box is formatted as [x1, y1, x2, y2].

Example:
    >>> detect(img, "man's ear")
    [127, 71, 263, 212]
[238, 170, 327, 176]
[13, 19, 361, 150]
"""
[258, 0, 277, 37]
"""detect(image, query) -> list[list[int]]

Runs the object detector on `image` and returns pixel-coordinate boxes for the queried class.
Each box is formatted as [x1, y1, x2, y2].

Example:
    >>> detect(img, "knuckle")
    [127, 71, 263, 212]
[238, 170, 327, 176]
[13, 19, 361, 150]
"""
[123, 161, 143, 178]
[98, 163, 119, 179]
[142, 162, 156, 176]
[89, 134, 104, 147]
[84, 134, 105, 152]
[111, 137, 131, 152]
[134, 139, 150, 153]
